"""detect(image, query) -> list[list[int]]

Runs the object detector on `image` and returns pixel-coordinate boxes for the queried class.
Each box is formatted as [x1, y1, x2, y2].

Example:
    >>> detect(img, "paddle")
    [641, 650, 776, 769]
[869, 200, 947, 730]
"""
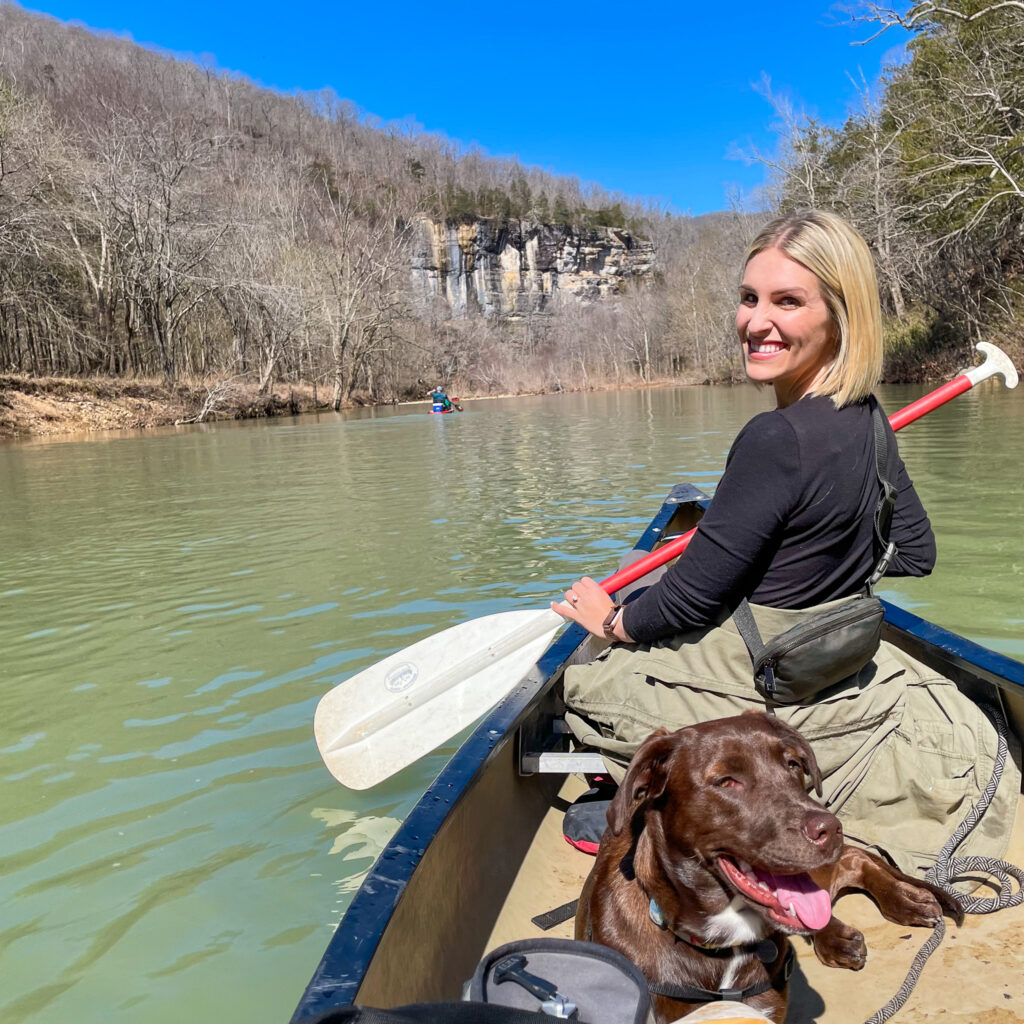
[316, 342, 1018, 789]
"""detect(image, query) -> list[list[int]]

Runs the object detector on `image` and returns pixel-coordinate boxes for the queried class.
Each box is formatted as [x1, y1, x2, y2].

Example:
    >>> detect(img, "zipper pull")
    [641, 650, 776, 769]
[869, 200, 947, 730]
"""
[762, 662, 776, 695]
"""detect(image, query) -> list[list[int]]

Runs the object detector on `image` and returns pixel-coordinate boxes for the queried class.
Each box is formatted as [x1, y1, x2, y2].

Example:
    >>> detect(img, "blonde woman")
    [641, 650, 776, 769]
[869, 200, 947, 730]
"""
[555, 210, 1017, 876]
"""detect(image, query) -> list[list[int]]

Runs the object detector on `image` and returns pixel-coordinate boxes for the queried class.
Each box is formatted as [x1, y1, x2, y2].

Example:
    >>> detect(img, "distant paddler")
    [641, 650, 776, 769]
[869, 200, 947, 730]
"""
[428, 385, 462, 413]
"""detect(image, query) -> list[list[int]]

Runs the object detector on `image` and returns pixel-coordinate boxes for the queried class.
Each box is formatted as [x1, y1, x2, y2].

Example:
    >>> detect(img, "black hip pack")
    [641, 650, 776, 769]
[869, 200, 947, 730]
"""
[733, 398, 898, 705]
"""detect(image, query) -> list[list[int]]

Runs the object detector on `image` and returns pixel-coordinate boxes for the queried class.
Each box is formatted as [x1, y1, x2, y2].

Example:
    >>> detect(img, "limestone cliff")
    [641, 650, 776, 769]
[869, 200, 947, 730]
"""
[409, 216, 656, 318]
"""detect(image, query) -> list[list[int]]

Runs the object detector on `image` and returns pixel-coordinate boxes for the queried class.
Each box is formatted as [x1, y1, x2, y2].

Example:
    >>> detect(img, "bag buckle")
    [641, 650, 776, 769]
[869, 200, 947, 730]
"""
[493, 954, 579, 1018]
[867, 540, 897, 588]
[717, 988, 745, 1002]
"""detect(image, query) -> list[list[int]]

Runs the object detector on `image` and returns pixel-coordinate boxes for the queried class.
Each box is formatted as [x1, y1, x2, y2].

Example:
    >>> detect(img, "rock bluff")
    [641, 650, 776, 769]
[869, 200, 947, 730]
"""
[410, 217, 656, 318]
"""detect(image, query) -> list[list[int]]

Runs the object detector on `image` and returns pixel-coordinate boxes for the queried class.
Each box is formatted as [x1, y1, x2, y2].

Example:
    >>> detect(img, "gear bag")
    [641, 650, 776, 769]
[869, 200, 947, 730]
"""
[304, 938, 650, 1024]
[733, 397, 897, 705]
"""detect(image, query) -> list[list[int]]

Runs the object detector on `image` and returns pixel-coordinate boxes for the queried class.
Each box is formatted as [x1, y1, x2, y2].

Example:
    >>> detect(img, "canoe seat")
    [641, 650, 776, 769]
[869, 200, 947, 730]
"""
[519, 717, 606, 774]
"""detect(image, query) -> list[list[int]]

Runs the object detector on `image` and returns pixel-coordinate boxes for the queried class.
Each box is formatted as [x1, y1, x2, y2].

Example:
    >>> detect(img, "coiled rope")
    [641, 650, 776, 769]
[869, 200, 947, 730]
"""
[864, 700, 1024, 1024]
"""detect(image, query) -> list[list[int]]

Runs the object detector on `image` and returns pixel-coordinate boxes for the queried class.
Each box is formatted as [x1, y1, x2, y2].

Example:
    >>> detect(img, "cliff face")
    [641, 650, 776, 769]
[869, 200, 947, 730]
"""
[409, 216, 656, 318]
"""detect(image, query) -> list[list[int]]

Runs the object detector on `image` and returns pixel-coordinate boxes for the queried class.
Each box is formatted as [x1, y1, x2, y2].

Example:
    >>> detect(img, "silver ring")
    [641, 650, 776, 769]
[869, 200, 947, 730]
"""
[569, 593, 579, 604]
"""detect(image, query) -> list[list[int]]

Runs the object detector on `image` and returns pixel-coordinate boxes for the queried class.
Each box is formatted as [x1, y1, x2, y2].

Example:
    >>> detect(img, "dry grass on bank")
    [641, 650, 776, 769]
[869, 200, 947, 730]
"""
[0, 375, 323, 440]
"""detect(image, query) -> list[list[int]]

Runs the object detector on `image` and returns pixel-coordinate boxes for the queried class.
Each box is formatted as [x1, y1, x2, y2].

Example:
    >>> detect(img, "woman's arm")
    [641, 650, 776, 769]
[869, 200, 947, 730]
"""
[885, 453, 936, 577]
[550, 413, 800, 644]
[621, 414, 801, 643]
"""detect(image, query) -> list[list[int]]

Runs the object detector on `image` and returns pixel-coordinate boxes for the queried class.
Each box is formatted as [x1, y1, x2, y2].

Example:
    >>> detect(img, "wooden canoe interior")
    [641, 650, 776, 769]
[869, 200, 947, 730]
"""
[351, 497, 1024, 1022]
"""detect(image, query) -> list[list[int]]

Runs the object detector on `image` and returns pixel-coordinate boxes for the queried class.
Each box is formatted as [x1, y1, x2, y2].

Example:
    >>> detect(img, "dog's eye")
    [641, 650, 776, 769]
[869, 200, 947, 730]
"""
[786, 759, 803, 773]
[714, 776, 739, 788]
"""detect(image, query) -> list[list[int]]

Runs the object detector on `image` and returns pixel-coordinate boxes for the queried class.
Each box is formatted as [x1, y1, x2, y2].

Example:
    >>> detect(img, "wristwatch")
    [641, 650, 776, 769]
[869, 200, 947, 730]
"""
[602, 604, 623, 640]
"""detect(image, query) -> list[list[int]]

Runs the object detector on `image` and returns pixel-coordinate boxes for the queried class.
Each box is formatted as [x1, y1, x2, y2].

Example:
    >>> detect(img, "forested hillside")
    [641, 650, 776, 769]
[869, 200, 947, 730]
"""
[759, 1, 1023, 372]
[0, 2, 749, 412]
[0, 0, 1020, 427]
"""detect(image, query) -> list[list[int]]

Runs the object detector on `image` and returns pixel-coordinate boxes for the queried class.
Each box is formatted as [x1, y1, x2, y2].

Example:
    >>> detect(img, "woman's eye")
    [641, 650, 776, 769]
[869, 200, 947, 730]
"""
[739, 292, 756, 305]
[778, 296, 799, 308]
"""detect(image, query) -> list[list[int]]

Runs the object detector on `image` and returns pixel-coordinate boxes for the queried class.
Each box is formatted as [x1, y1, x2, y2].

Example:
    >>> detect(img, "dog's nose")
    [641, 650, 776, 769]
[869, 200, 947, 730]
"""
[801, 810, 842, 847]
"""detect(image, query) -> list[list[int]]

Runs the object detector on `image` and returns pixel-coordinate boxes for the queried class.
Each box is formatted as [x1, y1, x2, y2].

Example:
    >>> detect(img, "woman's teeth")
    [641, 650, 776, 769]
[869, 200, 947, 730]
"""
[749, 340, 785, 354]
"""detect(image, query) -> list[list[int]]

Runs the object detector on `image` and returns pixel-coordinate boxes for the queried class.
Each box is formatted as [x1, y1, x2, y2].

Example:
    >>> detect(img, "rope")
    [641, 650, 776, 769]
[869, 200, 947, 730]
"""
[863, 701, 1024, 1024]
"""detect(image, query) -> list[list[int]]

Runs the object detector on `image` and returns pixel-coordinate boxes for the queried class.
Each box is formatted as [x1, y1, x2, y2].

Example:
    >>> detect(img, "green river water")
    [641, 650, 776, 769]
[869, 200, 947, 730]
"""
[1, 383, 1022, 1023]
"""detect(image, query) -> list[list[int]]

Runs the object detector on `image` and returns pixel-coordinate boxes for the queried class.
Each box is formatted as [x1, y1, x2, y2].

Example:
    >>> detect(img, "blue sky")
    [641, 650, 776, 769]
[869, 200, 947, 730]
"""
[22, 0, 908, 215]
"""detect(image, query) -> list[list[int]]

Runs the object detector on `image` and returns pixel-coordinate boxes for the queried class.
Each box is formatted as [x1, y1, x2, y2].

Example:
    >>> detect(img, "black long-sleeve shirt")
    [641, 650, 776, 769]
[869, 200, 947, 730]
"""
[622, 394, 936, 644]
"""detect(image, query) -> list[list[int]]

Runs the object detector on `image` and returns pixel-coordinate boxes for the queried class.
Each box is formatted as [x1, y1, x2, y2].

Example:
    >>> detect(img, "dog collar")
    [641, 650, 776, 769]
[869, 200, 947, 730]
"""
[648, 898, 779, 964]
[647, 944, 796, 1005]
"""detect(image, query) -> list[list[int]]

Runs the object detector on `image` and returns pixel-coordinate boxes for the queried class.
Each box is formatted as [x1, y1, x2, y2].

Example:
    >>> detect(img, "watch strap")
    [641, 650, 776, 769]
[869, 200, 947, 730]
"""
[602, 604, 623, 640]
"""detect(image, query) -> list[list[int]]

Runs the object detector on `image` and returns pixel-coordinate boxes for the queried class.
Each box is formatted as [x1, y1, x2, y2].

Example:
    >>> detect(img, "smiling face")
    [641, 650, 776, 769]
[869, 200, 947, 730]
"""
[736, 246, 838, 408]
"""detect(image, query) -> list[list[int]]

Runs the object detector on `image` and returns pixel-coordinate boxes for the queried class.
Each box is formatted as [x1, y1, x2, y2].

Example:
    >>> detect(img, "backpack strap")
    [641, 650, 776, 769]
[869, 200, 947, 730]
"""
[732, 599, 766, 666]
[733, 395, 899, 666]
[866, 395, 898, 591]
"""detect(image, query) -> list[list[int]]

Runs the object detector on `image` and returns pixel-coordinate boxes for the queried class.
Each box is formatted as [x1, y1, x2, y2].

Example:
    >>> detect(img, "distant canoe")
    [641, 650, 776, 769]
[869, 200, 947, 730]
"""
[429, 398, 462, 414]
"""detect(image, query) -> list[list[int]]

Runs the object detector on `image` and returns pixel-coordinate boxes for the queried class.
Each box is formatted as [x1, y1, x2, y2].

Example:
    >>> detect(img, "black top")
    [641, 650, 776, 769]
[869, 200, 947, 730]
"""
[622, 394, 936, 644]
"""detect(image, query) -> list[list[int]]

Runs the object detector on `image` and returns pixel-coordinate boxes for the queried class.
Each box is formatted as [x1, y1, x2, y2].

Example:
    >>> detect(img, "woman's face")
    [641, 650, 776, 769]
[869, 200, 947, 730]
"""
[736, 247, 837, 408]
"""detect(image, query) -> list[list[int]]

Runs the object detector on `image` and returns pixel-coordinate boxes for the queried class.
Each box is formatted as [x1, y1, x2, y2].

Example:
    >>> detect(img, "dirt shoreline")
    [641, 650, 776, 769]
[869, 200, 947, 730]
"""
[0, 374, 714, 441]
[0, 348, 996, 441]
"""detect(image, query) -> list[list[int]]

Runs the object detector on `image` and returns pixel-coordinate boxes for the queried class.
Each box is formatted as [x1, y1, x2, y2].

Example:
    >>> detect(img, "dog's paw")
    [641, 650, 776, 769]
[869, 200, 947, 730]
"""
[878, 879, 946, 928]
[813, 919, 867, 970]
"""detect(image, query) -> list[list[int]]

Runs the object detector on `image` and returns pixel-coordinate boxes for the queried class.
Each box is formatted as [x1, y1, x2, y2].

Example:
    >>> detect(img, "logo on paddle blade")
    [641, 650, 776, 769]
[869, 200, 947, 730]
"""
[385, 662, 418, 693]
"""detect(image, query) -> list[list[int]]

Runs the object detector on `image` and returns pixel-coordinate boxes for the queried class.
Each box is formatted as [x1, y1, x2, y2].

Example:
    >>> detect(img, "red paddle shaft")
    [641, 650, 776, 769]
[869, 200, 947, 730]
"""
[597, 349, 1016, 597]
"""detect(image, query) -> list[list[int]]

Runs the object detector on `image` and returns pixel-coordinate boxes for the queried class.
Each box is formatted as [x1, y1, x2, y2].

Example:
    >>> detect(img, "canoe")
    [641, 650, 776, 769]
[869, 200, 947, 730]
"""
[429, 398, 462, 413]
[291, 483, 1024, 1023]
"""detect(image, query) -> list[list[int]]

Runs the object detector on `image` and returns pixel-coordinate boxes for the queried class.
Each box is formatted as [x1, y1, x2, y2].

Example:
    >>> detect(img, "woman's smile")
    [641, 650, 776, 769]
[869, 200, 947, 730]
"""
[747, 338, 788, 358]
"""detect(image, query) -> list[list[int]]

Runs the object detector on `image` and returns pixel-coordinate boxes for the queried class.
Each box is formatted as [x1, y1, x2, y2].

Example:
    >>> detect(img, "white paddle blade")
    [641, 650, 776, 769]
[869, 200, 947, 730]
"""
[314, 608, 564, 789]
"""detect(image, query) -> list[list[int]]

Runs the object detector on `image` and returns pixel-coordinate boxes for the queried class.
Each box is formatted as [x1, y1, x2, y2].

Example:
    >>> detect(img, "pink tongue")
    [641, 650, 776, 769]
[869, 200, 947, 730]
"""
[756, 870, 832, 929]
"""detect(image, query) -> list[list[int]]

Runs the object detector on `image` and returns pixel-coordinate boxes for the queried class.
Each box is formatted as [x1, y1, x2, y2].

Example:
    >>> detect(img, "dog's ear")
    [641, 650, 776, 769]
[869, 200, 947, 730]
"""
[756, 712, 823, 797]
[606, 728, 682, 836]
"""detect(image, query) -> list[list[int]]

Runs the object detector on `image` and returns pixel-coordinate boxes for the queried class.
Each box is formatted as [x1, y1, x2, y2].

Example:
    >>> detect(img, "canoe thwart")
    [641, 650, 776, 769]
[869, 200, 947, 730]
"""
[520, 751, 608, 774]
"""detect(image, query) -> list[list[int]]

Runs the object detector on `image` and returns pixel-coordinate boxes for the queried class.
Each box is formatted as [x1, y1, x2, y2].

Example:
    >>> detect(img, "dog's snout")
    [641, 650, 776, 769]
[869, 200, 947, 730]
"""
[802, 809, 842, 847]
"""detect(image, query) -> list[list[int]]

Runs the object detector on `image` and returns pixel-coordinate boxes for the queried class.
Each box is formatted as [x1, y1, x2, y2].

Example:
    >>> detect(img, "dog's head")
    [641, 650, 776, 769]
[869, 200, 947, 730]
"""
[607, 711, 842, 934]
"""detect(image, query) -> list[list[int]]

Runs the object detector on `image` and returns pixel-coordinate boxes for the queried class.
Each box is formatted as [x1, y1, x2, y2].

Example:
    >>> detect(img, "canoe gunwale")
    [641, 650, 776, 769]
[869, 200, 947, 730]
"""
[290, 484, 708, 1020]
[290, 483, 1024, 1022]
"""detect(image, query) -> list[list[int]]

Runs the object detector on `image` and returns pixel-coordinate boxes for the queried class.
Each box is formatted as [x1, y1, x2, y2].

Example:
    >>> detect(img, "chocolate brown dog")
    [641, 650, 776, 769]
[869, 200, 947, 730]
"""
[575, 712, 962, 1023]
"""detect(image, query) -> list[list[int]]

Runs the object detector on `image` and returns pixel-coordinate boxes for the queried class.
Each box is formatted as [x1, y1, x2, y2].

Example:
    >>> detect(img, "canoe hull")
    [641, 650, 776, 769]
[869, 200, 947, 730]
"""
[292, 484, 1024, 1022]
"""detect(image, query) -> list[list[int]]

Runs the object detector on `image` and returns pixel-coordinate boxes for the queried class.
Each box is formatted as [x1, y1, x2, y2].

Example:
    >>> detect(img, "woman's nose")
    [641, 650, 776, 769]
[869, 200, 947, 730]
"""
[746, 303, 773, 335]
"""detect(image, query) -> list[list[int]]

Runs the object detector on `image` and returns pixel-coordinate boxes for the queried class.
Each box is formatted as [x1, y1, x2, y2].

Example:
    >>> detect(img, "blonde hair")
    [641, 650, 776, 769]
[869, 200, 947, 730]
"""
[744, 210, 882, 407]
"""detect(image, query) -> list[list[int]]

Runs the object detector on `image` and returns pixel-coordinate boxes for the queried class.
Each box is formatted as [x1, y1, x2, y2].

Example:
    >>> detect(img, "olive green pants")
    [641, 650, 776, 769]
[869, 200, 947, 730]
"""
[563, 599, 1020, 877]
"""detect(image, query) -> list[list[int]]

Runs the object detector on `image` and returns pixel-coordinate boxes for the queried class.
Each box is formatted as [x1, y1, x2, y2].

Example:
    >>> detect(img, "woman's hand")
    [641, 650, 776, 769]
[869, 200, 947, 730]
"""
[551, 576, 631, 642]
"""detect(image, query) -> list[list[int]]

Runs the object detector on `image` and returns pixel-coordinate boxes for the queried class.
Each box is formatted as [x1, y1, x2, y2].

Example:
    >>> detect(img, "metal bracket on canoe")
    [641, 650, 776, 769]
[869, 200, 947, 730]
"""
[520, 750, 608, 774]
[519, 719, 607, 774]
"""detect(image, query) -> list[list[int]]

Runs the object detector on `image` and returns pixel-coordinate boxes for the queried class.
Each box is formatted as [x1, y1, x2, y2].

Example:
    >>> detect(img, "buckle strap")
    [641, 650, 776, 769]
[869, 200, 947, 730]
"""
[867, 396, 898, 591]
[734, 397, 899, 657]
[647, 943, 794, 1003]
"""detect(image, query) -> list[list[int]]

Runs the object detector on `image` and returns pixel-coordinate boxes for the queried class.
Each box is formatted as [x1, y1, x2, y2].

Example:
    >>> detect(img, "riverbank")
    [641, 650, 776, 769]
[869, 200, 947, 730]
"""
[0, 376, 324, 440]
[0, 374, 706, 440]
[1, 338, 1014, 440]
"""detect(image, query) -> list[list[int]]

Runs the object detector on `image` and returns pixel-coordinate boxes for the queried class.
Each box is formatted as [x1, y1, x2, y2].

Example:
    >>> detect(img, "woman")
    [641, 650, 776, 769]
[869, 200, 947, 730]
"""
[554, 210, 1017, 876]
